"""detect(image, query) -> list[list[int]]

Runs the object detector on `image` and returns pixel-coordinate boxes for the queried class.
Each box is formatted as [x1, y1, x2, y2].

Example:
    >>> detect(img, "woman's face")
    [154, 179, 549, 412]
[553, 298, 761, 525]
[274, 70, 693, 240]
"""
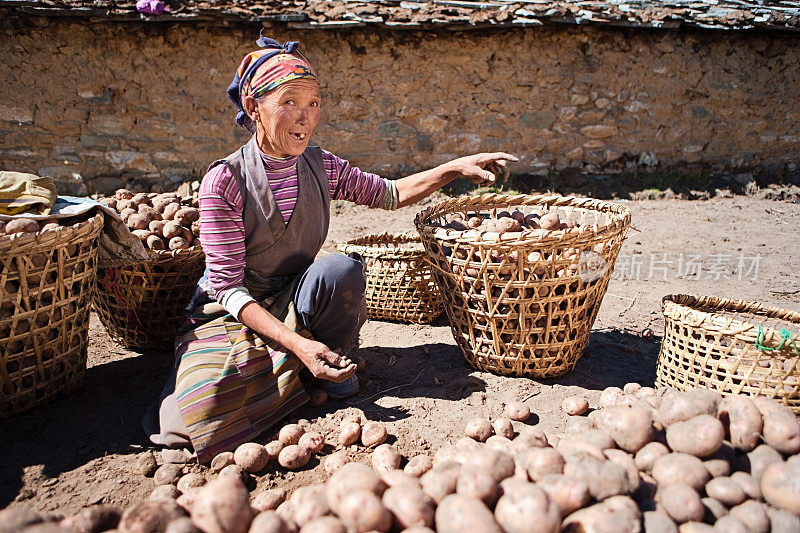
[246, 79, 321, 159]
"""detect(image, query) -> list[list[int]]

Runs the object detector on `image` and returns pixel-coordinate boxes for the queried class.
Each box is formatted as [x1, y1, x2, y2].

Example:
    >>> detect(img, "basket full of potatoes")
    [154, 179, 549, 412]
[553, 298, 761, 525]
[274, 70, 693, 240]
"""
[92, 189, 205, 350]
[415, 193, 631, 378]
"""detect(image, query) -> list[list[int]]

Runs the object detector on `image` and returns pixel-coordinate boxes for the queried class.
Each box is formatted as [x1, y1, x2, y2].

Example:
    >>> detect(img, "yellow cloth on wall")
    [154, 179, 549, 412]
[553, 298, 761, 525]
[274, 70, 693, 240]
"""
[0, 171, 57, 215]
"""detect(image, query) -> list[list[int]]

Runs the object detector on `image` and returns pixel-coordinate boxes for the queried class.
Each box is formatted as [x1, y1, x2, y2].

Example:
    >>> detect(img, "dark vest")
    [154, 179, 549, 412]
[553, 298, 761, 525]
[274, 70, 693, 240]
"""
[209, 135, 330, 298]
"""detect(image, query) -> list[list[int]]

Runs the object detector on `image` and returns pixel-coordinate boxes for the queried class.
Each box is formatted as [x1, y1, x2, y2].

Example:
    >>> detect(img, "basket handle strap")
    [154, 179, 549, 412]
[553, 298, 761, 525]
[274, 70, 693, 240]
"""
[99, 268, 144, 332]
[755, 325, 799, 356]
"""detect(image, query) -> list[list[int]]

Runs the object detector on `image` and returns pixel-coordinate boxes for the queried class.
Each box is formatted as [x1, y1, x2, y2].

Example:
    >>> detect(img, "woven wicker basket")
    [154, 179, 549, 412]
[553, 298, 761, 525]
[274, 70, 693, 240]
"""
[93, 247, 205, 350]
[337, 233, 444, 324]
[0, 213, 104, 418]
[415, 193, 631, 378]
[657, 294, 800, 414]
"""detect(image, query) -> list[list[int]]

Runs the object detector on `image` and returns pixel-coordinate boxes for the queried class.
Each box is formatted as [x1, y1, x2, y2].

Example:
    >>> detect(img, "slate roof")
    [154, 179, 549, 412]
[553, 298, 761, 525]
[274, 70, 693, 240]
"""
[4, 0, 800, 31]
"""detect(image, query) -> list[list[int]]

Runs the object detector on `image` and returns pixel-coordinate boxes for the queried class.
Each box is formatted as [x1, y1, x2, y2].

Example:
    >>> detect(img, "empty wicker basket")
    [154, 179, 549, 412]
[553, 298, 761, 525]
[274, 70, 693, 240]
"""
[415, 193, 631, 378]
[337, 233, 444, 323]
[0, 213, 104, 417]
[657, 294, 800, 414]
[93, 247, 205, 350]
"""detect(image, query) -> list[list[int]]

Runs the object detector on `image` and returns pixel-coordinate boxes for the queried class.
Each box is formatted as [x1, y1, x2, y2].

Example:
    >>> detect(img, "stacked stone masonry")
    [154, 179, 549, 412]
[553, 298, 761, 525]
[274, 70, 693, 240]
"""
[1, 15, 798, 194]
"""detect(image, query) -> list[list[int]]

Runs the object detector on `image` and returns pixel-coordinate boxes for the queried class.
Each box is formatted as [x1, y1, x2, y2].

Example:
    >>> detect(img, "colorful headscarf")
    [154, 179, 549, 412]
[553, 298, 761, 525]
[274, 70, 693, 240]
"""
[227, 35, 318, 132]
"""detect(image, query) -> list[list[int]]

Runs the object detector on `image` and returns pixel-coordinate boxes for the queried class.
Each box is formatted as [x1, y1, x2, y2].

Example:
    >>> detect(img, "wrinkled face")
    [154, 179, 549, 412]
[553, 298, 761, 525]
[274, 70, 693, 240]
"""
[246, 79, 321, 158]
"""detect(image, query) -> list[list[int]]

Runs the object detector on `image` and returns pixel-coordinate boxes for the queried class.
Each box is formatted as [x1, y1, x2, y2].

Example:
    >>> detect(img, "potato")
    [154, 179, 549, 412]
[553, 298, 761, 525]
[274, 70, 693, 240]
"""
[594, 406, 655, 453]
[705, 476, 745, 506]
[298, 431, 324, 454]
[565, 417, 595, 434]
[504, 403, 530, 422]
[40, 222, 60, 233]
[132, 229, 153, 242]
[665, 414, 724, 458]
[434, 494, 502, 533]
[189, 476, 252, 533]
[404, 455, 433, 478]
[713, 515, 748, 533]
[494, 483, 560, 533]
[695, 498, 725, 525]
[254, 442, 279, 463]
[180, 226, 194, 244]
[760, 462, 800, 514]
[570, 429, 617, 451]
[677, 522, 714, 532]
[537, 474, 589, 518]
[730, 471, 762, 500]
[117, 199, 136, 212]
[146, 234, 166, 250]
[298, 516, 345, 533]
[177, 473, 206, 493]
[339, 422, 361, 447]
[635, 442, 670, 473]
[174, 207, 200, 226]
[522, 448, 564, 482]
[599, 387, 624, 409]
[642, 510, 678, 533]
[150, 484, 181, 500]
[278, 445, 310, 470]
[562, 396, 589, 416]
[61, 505, 122, 533]
[653, 453, 711, 492]
[308, 389, 327, 407]
[765, 506, 800, 533]
[702, 442, 734, 478]
[557, 439, 606, 463]
[176, 486, 202, 513]
[486, 435, 513, 452]
[337, 489, 391, 533]
[5, 218, 39, 234]
[492, 417, 514, 440]
[562, 496, 641, 533]
[465, 418, 494, 442]
[248, 511, 292, 533]
[192, 220, 201, 238]
[326, 462, 386, 511]
[604, 449, 640, 493]
[291, 485, 331, 528]
[154, 464, 183, 486]
[119, 500, 185, 533]
[136, 452, 158, 477]
[99, 197, 117, 209]
[717, 396, 762, 452]
[152, 197, 173, 212]
[120, 207, 137, 222]
[563, 453, 630, 500]
[762, 409, 800, 455]
[162, 220, 183, 239]
[323, 451, 350, 475]
[728, 501, 770, 533]
[138, 203, 161, 219]
[372, 444, 402, 474]
[659, 483, 704, 524]
[513, 427, 549, 449]
[456, 467, 500, 508]
[251, 488, 288, 512]
[420, 469, 459, 504]
[382, 469, 420, 489]
[382, 484, 435, 530]
[746, 444, 783, 482]
[361, 421, 388, 448]
[169, 237, 190, 250]
[234, 442, 270, 473]
[163, 202, 181, 220]
[538, 212, 561, 231]
[462, 448, 515, 484]
[658, 389, 720, 427]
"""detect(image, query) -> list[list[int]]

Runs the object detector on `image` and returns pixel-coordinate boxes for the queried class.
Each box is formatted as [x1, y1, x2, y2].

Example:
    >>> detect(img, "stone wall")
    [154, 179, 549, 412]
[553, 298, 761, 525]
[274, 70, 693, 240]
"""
[1, 15, 798, 195]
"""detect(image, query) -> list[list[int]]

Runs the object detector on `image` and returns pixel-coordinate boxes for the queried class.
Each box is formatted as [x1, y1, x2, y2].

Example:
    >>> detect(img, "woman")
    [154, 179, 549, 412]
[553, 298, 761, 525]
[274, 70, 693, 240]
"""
[144, 36, 517, 463]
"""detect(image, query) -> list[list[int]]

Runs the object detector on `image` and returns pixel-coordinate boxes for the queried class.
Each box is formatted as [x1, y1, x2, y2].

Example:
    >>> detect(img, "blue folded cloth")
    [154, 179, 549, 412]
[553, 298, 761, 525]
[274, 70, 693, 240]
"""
[317, 374, 360, 400]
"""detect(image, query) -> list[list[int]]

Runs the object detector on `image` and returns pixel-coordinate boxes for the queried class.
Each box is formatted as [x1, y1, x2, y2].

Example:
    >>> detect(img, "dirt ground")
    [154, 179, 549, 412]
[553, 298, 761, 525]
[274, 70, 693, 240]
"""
[1, 194, 799, 518]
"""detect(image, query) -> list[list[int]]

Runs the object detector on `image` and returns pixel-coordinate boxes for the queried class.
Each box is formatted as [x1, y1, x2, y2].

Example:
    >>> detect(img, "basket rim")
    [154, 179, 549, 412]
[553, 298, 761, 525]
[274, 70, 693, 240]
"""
[414, 193, 632, 244]
[0, 212, 104, 254]
[662, 293, 800, 345]
[337, 232, 426, 259]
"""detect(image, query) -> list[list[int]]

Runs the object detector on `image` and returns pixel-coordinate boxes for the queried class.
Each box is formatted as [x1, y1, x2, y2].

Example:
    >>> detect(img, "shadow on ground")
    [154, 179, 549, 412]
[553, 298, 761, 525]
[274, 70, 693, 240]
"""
[556, 329, 661, 390]
[0, 349, 173, 508]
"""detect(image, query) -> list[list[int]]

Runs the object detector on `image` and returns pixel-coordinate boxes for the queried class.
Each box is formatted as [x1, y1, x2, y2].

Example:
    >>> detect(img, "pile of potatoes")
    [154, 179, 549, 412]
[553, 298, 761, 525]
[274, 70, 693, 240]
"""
[0, 217, 88, 237]
[100, 189, 200, 251]
[437, 211, 581, 234]
[9, 387, 800, 533]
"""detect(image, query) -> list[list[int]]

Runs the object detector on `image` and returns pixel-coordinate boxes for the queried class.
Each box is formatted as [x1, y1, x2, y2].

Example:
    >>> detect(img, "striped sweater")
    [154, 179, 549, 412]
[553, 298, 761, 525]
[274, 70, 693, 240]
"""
[199, 148, 395, 318]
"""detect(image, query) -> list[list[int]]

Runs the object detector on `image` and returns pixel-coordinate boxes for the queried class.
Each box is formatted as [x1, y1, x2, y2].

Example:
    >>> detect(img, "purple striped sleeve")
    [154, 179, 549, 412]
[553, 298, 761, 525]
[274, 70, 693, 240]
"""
[322, 150, 387, 207]
[198, 165, 247, 301]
